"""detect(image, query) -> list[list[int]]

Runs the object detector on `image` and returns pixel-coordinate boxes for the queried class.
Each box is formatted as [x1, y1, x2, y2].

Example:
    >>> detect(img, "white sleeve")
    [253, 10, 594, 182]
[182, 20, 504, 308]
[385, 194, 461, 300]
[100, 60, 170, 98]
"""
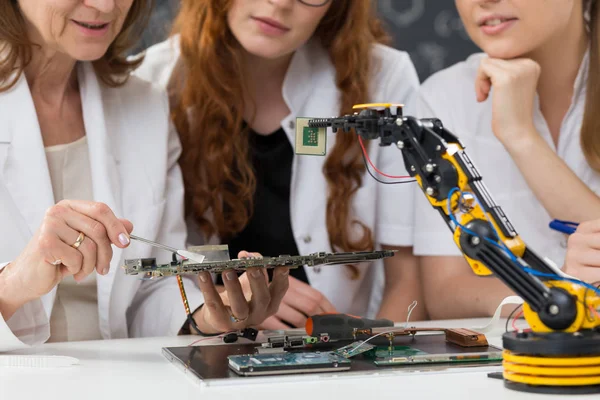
[127, 99, 204, 338]
[0, 301, 50, 352]
[128, 275, 204, 337]
[412, 87, 462, 256]
[375, 51, 420, 246]
[0, 263, 50, 352]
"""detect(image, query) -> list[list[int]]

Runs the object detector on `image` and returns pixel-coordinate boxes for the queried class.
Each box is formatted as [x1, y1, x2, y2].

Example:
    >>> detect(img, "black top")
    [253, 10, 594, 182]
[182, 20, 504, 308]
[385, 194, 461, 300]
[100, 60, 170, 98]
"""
[224, 127, 309, 284]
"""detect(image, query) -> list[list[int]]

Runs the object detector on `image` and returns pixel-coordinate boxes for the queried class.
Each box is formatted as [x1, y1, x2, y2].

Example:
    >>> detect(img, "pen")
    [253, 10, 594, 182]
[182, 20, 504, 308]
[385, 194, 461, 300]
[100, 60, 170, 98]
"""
[549, 219, 579, 235]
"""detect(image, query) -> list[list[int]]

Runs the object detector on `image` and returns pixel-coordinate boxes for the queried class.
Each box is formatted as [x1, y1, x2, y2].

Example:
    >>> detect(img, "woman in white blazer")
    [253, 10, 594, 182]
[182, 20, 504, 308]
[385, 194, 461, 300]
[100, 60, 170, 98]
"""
[135, 0, 426, 332]
[0, 0, 287, 352]
[413, 0, 600, 319]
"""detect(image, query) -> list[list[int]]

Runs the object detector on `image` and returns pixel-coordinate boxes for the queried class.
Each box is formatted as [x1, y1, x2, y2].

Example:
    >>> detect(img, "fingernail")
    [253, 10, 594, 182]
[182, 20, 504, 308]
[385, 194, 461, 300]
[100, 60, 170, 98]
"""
[199, 273, 208, 283]
[251, 269, 261, 278]
[119, 233, 130, 246]
[281, 269, 289, 276]
[225, 271, 236, 281]
[102, 267, 110, 275]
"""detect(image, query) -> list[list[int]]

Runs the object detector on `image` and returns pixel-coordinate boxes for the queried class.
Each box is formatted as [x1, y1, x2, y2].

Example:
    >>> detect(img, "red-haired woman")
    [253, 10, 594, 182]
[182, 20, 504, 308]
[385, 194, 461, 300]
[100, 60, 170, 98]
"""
[137, 0, 425, 334]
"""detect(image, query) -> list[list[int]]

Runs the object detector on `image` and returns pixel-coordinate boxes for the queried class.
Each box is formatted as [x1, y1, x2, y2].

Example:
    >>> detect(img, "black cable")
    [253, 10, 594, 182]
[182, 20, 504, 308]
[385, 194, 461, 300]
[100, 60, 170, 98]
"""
[186, 313, 221, 337]
[360, 150, 416, 185]
[505, 304, 523, 333]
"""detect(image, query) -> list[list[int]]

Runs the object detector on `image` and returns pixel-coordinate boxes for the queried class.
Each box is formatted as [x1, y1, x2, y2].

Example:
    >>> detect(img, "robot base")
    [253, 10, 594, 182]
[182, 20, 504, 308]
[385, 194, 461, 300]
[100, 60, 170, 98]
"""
[501, 329, 600, 394]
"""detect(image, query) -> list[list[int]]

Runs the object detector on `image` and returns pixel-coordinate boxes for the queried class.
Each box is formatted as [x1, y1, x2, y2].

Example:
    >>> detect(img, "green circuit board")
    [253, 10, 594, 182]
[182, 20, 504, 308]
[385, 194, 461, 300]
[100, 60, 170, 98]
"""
[123, 250, 395, 277]
[228, 352, 351, 376]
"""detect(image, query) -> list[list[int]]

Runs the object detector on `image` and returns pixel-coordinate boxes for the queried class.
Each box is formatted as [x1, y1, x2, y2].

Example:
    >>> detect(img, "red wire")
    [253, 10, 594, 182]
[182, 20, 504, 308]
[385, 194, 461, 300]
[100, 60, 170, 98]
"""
[512, 310, 524, 331]
[358, 137, 412, 179]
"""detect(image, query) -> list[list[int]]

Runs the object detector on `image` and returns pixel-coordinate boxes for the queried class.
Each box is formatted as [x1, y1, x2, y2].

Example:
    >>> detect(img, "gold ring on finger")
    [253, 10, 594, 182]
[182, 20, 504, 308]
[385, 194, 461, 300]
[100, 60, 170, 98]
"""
[72, 232, 85, 249]
[229, 308, 248, 324]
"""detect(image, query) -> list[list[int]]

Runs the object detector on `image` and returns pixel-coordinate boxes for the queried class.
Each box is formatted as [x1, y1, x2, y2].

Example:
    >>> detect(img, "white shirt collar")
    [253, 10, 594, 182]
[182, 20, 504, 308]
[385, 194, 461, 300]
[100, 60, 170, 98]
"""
[282, 39, 335, 115]
[573, 47, 590, 102]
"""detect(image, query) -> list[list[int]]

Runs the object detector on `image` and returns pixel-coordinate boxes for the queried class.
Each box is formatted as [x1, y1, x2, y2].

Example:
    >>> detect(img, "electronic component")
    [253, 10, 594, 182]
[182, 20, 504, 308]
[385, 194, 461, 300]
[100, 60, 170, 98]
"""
[221, 328, 259, 344]
[294, 117, 327, 155]
[302, 334, 330, 344]
[240, 328, 259, 342]
[123, 250, 394, 278]
[445, 328, 488, 347]
[227, 352, 351, 376]
[222, 333, 239, 344]
[333, 341, 376, 359]
[306, 313, 394, 341]
[265, 336, 286, 349]
[261, 334, 330, 350]
[255, 347, 286, 355]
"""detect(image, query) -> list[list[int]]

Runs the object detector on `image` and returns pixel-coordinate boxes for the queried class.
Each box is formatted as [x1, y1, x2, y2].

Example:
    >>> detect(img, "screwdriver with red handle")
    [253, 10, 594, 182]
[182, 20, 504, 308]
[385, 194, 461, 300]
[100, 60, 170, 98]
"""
[305, 313, 394, 341]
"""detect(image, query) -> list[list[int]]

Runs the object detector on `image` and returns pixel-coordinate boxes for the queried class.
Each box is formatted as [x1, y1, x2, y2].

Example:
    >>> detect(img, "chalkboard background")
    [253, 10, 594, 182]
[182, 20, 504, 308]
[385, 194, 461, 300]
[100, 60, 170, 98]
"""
[137, 0, 480, 82]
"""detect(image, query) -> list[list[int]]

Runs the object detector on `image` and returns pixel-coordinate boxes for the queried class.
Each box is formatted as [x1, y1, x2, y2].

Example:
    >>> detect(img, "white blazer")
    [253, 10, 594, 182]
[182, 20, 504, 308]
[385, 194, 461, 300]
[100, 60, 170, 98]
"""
[0, 62, 204, 352]
[135, 37, 420, 318]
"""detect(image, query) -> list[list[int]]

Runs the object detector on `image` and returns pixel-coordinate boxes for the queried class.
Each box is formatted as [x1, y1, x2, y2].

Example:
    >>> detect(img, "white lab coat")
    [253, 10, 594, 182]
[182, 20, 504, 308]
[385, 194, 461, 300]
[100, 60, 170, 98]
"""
[135, 37, 420, 318]
[0, 62, 204, 352]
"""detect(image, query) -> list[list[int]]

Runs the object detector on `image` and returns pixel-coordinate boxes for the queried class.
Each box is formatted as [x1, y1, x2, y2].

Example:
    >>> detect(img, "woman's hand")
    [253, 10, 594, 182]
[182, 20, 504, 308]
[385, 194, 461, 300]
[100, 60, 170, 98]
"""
[258, 276, 337, 330]
[564, 220, 600, 283]
[192, 251, 290, 334]
[475, 57, 541, 147]
[0, 200, 132, 318]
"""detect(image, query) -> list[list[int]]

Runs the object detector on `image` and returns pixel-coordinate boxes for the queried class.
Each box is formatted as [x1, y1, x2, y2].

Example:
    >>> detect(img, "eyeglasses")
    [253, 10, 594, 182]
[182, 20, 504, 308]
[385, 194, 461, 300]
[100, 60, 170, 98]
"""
[298, 0, 332, 7]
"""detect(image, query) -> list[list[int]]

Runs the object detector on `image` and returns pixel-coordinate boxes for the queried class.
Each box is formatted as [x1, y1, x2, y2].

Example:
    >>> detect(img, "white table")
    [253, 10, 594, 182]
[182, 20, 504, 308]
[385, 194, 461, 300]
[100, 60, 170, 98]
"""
[0, 318, 592, 400]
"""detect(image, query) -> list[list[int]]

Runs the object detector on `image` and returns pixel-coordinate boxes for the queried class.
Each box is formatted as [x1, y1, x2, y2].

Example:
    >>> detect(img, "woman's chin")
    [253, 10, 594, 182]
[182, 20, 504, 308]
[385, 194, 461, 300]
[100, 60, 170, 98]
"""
[241, 40, 295, 61]
[480, 42, 530, 60]
[64, 46, 110, 63]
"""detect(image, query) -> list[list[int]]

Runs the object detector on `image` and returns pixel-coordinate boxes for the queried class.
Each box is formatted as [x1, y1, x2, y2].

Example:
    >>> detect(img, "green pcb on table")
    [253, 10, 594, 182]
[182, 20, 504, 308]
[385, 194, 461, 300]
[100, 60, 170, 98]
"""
[366, 346, 502, 366]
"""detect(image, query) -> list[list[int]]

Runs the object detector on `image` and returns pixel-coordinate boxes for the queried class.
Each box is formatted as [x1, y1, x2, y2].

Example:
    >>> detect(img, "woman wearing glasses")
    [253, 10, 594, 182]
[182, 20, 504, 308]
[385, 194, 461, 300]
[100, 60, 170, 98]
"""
[136, 0, 425, 333]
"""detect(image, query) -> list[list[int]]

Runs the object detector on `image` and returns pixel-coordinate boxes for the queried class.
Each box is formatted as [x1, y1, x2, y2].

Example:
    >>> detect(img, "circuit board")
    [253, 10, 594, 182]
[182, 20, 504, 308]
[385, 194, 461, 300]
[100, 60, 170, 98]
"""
[228, 352, 351, 376]
[366, 345, 503, 366]
[122, 250, 395, 277]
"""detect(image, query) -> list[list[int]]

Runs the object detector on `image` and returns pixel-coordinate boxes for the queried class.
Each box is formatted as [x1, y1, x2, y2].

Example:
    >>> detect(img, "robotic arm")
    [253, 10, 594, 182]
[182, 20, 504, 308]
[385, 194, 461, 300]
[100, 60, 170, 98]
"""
[307, 104, 599, 333]
[305, 104, 600, 393]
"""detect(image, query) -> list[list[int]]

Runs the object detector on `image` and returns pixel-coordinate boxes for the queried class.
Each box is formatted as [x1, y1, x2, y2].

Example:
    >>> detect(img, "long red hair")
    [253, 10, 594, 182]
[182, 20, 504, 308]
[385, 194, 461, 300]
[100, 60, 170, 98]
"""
[170, 0, 389, 274]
